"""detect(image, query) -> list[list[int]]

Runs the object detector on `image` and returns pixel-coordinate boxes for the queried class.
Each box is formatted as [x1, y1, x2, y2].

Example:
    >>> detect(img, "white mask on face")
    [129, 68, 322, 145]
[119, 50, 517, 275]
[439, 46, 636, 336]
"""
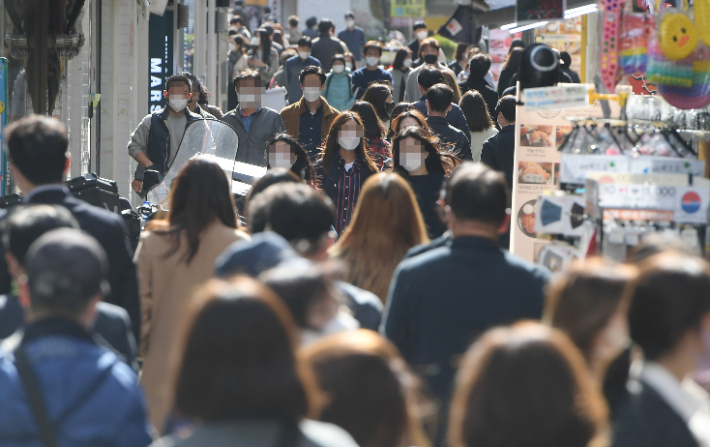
[299, 51, 311, 60]
[366, 56, 379, 67]
[238, 90, 262, 108]
[168, 96, 189, 112]
[417, 30, 428, 40]
[333, 64, 345, 74]
[401, 151, 424, 172]
[403, 58, 413, 68]
[345, 62, 353, 70]
[250, 37, 260, 46]
[303, 87, 322, 102]
[269, 151, 293, 169]
[339, 135, 360, 150]
[345, 19, 355, 28]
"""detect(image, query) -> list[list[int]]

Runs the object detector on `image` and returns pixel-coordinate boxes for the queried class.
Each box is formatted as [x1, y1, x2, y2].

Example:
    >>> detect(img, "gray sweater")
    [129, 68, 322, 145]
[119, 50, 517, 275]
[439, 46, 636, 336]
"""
[221, 106, 286, 166]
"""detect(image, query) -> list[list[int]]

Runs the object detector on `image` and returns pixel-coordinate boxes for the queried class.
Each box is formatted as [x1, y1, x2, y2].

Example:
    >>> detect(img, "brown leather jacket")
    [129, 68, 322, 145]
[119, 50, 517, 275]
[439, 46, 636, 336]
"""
[280, 96, 340, 143]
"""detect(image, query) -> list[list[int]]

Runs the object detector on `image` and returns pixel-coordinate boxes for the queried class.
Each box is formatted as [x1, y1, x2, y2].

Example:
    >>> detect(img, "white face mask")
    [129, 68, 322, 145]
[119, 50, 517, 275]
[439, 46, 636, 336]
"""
[299, 51, 311, 60]
[345, 62, 353, 70]
[339, 135, 360, 150]
[365, 56, 379, 67]
[403, 58, 413, 68]
[417, 30, 428, 40]
[168, 96, 188, 113]
[238, 90, 262, 108]
[303, 87, 322, 102]
[269, 151, 293, 169]
[345, 19, 355, 28]
[401, 151, 424, 172]
[333, 64, 345, 74]
[250, 37, 260, 46]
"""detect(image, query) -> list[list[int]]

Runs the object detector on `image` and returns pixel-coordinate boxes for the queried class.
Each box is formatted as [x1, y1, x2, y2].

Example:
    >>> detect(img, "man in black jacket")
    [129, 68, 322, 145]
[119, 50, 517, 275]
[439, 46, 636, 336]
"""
[382, 163, 549, 445]
[458, 54, 499, 118]
[0, 116, 140, 342]
[425, 83, 472, 161]
[481, 95, 516, 190]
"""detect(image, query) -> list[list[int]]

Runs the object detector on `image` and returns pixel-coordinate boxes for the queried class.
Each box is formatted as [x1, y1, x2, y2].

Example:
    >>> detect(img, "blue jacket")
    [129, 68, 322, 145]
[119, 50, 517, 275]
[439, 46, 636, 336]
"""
[323, 70, 354, 112]
[146, 107, 203, 174]
[0, 318, 153, 447]
[284, 55, 322, 104]
[412, 95, 471, 142]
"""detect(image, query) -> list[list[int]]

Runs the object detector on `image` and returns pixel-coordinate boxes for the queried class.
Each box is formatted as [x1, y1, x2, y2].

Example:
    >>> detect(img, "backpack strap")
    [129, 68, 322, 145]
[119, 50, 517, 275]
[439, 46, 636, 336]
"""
[14, 347, 59, 447]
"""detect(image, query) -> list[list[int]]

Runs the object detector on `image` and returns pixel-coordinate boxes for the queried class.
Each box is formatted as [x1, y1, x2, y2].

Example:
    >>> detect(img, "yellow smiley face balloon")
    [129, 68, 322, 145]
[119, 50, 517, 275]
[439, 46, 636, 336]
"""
[659, 13, 699, 60]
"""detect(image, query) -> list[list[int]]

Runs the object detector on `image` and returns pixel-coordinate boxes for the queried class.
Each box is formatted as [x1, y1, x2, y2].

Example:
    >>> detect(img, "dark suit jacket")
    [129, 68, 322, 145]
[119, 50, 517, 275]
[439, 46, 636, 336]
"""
[0, 188, 140, 342]
[613, 379, 699, 447]
[0, 294, 137, 369]
[458, 75, 499, 118]
[427, 116, 472, 161]
[412, 95, 471, 142]
[382, 236, 549, 404]
[481, 124, 516, 190]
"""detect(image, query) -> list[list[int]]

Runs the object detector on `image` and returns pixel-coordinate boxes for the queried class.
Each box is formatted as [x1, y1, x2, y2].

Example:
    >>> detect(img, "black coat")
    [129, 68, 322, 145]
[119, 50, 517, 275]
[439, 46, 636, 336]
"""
[481, 124, 516, 190]
[382, 235, 549, 406]
[497, 66, 517, 97]
[459, 75, 499, 118]
[427, 116, 472, 161]
[0, 188, 140, 342]
[613, 379, 699, 447]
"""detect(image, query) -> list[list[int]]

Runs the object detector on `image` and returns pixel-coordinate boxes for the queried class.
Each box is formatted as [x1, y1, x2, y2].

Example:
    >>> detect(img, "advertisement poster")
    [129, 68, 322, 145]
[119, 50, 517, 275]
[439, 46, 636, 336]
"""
[489, 30, 523, 85]
[148, 11, 174, 114]
[0, 59, 7, 196]
[535, 18, 583, 77]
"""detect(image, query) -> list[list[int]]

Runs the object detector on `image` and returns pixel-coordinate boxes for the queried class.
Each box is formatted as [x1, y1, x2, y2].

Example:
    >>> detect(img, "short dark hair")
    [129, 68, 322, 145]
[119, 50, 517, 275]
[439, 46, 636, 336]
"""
[560, 51, 572, 67]
[244, 169, 301, 221]
[248, 183, 335, 256]
[419, 37, 440, 55]
[175, 277, 316, 422]
[299, 65, 326, 85]
[345, 11, 355, 19]
[363, 40, 383, 56]
[288, 15, 300, 27]
[306, 16, 318, 28]
[228, 29, 238, 36]
[6, 115, 68, 185]
[426, 83, 453, 113]
[469, 54, 492, 78]
[178, 71, 199, 95]
[629, 253, 710, 360]
[166, 74, 192, 92]
[298, 36, 312, 48]
[331, 54, 346, 66]
[2, 205, 79, 266]
[318, 18, 334, 34]
[413, 21, 427, 31]
[417, 67, 445, 91]
[496, 95, 516, 122]
[230, 17, 242, 26]
[445, 163, 509, 226]
[233, 68, 262, 89]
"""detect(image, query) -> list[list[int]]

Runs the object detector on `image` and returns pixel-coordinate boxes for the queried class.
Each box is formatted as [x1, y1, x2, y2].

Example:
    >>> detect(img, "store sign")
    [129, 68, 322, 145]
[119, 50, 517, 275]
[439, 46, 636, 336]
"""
[524, 84, 591, 111]
[560, 155, 705, 184]
[148, 12, 174, 113]
[516, 0, 564, 24]
[391, 0, 425, 18]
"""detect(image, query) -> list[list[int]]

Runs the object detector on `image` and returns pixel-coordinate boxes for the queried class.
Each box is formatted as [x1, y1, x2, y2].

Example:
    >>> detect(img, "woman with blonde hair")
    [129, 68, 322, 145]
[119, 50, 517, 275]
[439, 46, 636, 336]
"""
[330, 173, 429, 303]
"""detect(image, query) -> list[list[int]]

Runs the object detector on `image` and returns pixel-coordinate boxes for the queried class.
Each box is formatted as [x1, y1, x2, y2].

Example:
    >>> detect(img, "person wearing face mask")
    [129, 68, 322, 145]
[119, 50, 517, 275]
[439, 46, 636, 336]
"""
[481, 95, 516, 191]
[284, 36, 321, 104]
[222, 69, 286, 166]
[280, 66, 340, 160]
[404, 38, 456, 103]
[247, 29, 279, 88]
[323, 54, 355, 112]
[266, 133, 317, 184]
[179, 71, 217, 119]
[349, 101, 391, 170]
[448, 43, 473, 78]
[337, 12, 365, 68]
[127, 74, 203, 195]
[412, 67, 471, 143]
[388, 47, 413, 104]
[311, 19, 349, 73]
[392, 126, 458, 239]
[613, 252, 710, 447]
[314, 112, 379, 234]
[343, 52, 357, 73]
[361, 83, 395, 131]
[406, 21, 429, 65]
[351, 41, 394, 100]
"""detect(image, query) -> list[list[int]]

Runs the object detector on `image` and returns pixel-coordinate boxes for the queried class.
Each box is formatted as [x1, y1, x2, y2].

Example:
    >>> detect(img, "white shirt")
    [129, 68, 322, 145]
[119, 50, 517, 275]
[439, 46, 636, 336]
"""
[638, 361, 710, 447]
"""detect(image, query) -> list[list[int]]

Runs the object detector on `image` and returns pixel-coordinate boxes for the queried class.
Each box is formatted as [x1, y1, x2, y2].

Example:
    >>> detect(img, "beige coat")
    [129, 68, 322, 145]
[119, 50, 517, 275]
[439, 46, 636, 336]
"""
[136, 221, 249, 434]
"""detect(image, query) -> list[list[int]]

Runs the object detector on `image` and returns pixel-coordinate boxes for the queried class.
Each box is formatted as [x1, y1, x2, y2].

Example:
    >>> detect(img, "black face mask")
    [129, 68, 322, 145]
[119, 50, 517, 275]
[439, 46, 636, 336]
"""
[385, 102, 395, 117]
[423, 54, 438, 65]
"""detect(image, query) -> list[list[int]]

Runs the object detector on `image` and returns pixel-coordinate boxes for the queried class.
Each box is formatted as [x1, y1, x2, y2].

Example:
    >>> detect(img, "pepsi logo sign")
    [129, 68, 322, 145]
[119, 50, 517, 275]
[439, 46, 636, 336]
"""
[681, 191, 702, 214]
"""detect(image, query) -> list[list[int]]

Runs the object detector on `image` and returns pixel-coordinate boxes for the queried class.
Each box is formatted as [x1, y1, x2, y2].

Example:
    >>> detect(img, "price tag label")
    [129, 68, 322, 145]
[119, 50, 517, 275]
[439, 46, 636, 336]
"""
[560, 155, 628, 184]
[524, 85, 591, 111]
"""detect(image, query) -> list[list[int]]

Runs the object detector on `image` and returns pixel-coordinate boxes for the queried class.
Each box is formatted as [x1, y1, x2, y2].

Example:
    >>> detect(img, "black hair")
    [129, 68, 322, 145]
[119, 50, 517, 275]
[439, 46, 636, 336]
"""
[361, 83, 392, 122]
[445, 163, 509, 226]
[289, 16, 300, 27]
[560, 51, 572, 67]
[350, 102, 386, 141]
[455, 43, 470, 63]
[387, 103, 413, 139]
[496, 95, 516, 122]
[6, 116, 69, 185]
[299, 65, 326, 86]
[306, 17, 318, 28]
[345, 11, 355, 19]
[230, 17, 243, 25]
[417, 67, 445, 91]
[233, 35, 245, 47]
[363, 40, 384, 57]
[469, 54, 492, 78]
[228, 29, 238, 36]
[426, 83, 453, 113]
[392, 47, 413, 71]
[178, 71, 199, 96]
[256, 29, 273, 64]
[2, 205, 79, 266]
[268, 133, 317, 183]
[413, 21, 427, 31]
[298, 36, 313, 48]
[318, 18, 334, 34]
[392, 126, 455, 177]
[331, 54, 346, 66]
[166, 74, 192, 92]
[233, 69, 263, 89]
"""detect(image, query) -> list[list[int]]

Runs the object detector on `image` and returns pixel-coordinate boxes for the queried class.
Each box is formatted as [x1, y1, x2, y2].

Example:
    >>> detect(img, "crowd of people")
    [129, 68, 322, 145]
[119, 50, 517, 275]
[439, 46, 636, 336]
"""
[1, 9, 708, 447]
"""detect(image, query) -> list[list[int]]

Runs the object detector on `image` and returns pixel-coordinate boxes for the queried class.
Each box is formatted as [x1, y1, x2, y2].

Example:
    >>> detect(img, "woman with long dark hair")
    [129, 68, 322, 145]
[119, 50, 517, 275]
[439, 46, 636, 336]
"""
[267, 133, 317, 184]
[459, 90, 497, 162]
[350, 102, 391, 170]
[248, 28, 279, 87]
[316, 111, 379, 234]
[362, 83, 395, 129]
[497, 47, 524, 96]
[388, 109, 438, 146]
[137, 159, 250, 433]
[387, 103, 412, 140]
[448, 43, 472, 78]
[149, 277, 360, 447]
[391, 126, 457, 238]
[330, 173, 429, 302]
[388, 48, 413, 104]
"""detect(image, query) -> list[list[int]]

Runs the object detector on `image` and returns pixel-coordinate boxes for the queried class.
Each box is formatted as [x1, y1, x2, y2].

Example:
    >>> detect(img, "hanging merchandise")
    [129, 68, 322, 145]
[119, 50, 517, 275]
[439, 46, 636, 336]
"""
[619, 12, 649, 75]
[600, 0, 624, 92]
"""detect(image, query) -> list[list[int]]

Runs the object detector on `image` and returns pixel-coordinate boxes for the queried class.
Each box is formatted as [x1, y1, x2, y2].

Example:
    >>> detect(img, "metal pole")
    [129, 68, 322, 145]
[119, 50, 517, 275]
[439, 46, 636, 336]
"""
[193, 0, 206, 84]
[207, 0, 216, 95]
